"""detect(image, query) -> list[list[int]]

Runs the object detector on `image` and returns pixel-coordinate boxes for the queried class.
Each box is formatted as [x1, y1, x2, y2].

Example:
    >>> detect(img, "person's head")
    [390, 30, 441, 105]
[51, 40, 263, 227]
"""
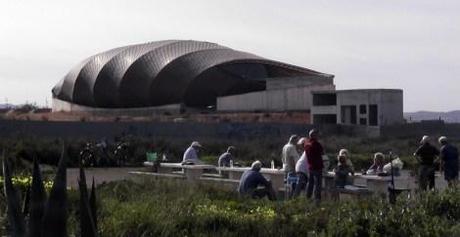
[374, 152, 384, 165]
[420, 135, 430, 145]
[438, 136, 448, 146]
[288, 134, 299, 144]
[339, 148, 349, 157]
[309, 129, 319, 139]
[191, 141, 202, 150]
[338, 155, 347, 165]
[227, 146, 236, 154]
[297, 137, 306, 147]
[251, 160, 262, 172]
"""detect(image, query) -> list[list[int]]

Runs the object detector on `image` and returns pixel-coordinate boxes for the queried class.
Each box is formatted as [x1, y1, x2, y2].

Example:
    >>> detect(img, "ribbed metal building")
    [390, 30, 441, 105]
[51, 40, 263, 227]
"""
[52, 40, 334, 112]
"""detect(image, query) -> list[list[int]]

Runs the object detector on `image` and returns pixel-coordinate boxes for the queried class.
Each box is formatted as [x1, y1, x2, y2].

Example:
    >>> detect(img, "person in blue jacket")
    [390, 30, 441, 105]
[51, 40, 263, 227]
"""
[238, 160, 276, 200]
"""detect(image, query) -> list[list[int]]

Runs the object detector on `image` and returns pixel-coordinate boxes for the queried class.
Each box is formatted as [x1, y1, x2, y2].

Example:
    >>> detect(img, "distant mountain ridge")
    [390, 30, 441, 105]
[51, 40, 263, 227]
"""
[405, 110, 460, 123]
[0, 104, 14, 109]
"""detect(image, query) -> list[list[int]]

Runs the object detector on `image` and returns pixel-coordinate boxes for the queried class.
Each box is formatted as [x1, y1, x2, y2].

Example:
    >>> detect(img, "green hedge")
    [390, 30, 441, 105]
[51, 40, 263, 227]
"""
[92, 180, 460, 237]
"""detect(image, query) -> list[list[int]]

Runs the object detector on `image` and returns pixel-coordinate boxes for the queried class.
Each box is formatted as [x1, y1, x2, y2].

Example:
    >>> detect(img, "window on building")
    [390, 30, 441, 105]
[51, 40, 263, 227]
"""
[369, 104, 378, 126]
[313, 93, 337, 106]
[360, 118, 367, 125]
[340, 105, 357, 125]
[313, 114, 337, 124]
[360, 105, 367, 114]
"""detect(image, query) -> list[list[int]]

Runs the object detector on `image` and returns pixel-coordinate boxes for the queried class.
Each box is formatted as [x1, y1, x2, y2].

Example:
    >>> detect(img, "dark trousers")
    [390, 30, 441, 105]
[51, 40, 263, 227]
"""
[307, 170, 322, 202]
[293, 172, 308, 197]
[419, 165, 435, 191]
[251, 182, 277, 201]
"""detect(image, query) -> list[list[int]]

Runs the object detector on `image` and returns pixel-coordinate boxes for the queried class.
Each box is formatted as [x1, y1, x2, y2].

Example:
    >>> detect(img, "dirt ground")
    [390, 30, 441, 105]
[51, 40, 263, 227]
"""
[66, 167, 148, 189]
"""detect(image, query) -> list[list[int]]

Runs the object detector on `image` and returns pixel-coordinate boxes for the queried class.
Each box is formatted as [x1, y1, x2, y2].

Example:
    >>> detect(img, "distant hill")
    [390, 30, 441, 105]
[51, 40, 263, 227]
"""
[0, 104, 14, 109]
[405, 110, 460, 123]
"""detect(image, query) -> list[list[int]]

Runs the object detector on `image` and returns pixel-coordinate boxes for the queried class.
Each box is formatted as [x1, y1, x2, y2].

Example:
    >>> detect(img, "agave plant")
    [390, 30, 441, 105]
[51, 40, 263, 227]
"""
[2, 143, 98, 237]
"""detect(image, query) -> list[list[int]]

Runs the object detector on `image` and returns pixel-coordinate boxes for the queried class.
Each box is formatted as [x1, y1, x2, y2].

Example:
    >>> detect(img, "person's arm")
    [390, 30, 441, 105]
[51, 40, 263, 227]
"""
[413, 146, 422, 163]
[257, 172, 270, 187]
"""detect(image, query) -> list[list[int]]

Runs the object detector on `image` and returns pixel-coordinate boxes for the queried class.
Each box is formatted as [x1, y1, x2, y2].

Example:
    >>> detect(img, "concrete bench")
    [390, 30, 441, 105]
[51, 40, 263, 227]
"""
[129, 171, 185, 180]
[336, 185, 372, 200]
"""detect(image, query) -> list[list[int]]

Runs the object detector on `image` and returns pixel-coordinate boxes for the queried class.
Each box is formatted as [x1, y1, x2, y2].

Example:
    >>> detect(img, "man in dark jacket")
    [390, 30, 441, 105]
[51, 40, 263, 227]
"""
[414, 135, 440, 190]
[305, 129, 324, 204]
[439, 136, 459, 187]
[238, 161, 276, 200]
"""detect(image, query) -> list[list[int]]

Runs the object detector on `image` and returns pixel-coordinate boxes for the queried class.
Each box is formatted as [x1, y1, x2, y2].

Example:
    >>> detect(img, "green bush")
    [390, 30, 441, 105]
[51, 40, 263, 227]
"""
[87, 179, 460, 237]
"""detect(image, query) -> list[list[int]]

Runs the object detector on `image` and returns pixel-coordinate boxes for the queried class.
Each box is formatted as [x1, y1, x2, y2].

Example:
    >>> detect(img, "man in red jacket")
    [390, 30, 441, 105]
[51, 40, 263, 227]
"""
[305, 129, 324, 204]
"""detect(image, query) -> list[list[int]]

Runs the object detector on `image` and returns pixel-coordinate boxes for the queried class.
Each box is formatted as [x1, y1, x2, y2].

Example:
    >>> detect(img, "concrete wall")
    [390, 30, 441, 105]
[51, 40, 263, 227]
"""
[0, 119, 388, 141]
[217, 84, 335, 112]
[266, 76, 333, 90]
[52, 98, 182, 116]
[336, 89, 403, 126]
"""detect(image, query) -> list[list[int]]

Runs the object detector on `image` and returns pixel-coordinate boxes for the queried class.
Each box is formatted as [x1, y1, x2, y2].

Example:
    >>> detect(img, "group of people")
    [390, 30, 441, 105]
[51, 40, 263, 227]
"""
[179, 131, 459, 202]
[414, 135, 459, 190]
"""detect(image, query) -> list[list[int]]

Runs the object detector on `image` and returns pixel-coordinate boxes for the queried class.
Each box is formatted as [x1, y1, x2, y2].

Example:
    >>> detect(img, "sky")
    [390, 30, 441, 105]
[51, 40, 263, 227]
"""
[0, 0, 459, 112]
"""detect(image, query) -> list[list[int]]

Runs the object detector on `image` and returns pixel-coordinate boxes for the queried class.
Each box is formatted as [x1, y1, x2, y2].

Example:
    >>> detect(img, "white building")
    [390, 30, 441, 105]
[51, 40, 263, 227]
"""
[311, 89, 404, 126]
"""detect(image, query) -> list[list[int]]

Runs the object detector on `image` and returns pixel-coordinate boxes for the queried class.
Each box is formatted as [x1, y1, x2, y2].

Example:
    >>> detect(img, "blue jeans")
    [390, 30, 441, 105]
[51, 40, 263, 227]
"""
[307, 170, 322, 202]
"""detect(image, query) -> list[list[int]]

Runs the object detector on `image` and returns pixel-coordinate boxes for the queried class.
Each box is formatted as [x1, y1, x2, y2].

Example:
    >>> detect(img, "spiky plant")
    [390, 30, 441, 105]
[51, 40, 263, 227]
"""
[2, 142, 98, 237]
[2, 150, 26, 237]
[78, 165, 97, 237]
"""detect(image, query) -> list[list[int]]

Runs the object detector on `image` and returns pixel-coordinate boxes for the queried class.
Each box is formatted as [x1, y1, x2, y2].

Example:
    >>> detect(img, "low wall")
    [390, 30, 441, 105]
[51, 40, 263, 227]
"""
[381, 123, 460, 139]
[0, 119, 348, 141]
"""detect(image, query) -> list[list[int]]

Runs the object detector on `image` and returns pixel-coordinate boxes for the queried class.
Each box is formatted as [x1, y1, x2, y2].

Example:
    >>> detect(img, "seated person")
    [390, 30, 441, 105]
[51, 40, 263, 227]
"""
[338, 148, 355, 174]
[333, 155, 354, 188]
[366, 152, 385, 175]
[238, 161, 276, 200]
[182, 141, 204, 165]
[218, 146, 235, 167]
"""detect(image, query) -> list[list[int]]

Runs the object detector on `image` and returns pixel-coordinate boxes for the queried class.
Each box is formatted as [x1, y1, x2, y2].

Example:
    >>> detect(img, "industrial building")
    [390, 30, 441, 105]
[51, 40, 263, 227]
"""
[52, 40, 334, 112]
[311, 89, 404, 126]
[52, 40, 404, 127]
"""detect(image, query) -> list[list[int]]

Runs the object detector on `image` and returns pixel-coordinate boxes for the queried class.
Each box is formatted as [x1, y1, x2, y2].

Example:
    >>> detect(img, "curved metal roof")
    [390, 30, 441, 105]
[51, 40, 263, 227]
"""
[52, 40, 333, 108]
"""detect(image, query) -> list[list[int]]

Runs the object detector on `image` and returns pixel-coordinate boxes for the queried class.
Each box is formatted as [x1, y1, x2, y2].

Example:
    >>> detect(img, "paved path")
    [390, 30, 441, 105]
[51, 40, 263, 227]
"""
[67, 167, 146, 189]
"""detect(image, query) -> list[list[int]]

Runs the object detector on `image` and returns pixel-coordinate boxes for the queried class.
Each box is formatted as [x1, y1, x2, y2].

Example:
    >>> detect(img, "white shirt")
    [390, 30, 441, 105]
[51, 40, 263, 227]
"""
[295, 152, 309, 175]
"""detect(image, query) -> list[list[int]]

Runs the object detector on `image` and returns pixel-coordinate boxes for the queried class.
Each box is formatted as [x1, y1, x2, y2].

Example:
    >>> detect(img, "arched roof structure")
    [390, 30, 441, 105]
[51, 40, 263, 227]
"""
[52, 40, 333, 108]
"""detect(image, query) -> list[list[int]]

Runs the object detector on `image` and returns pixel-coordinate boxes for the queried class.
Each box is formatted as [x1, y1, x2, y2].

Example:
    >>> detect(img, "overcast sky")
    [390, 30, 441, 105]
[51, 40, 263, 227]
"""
[0, 0, 459, 112]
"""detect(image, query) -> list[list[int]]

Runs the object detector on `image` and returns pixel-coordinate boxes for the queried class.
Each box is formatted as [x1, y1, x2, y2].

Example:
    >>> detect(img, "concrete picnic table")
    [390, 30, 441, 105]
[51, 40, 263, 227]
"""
[144, 162, 216, 182]
[216, 166, 286, 190]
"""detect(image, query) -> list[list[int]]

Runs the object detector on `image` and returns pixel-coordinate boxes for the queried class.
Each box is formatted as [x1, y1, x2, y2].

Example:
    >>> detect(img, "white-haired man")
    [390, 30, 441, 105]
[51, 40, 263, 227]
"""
[414, 135, 440, 190]
[182, 141, 204, 165]
[438, 136, 459, 187]
[282, 135, 300, 197]
[238, 161, 276, 200]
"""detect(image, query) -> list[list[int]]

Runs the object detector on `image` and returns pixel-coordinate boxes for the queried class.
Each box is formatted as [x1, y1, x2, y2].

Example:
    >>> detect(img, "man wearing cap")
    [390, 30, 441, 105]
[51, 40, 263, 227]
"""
[218, 146, 236, 167]
[282, 135, 300, 197]
[304, 129, 324, 203]
[238, 161, 276, 200]
[414, 135, 440, 190]
[182, 141, 204, 165]
[438, 136, 459, 187]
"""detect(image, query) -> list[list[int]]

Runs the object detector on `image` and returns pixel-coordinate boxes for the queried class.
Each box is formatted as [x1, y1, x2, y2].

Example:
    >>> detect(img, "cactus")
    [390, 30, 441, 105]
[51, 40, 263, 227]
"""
[89, 177, 98, 232]
[41, 143, 68, 237]
[3, 142, 99, 237]
[27, 157, 47, 237]
[2, 151, 26, 237]
[78, 166, 97, 237]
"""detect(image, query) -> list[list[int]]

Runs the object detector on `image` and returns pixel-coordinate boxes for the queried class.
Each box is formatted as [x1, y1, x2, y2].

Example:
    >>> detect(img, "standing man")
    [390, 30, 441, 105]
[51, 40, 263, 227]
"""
[218, 146, 236, 167]
[305, 129, 324, 204]
[293, 137, 309, 197]
[182, 141, 204, 165]
[282, 135, 300, 197]
[414, 135, 440, 190]
[439, 136, 459, 187]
